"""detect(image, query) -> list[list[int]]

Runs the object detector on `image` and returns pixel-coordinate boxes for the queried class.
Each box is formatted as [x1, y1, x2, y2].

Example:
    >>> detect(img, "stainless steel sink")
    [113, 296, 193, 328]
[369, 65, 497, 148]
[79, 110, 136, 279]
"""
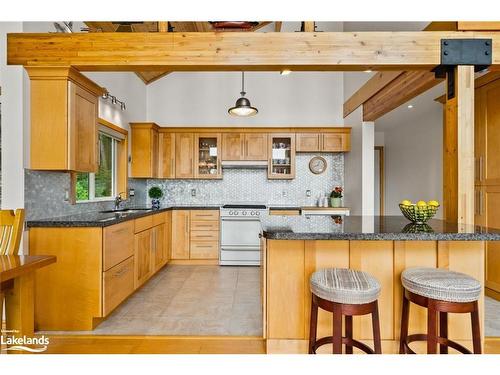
[99, 208, 152, 214]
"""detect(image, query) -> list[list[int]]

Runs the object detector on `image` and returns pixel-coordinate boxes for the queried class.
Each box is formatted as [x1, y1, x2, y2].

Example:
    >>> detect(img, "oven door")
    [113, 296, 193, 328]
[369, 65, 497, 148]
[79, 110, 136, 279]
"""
[220, 217, 262, 248]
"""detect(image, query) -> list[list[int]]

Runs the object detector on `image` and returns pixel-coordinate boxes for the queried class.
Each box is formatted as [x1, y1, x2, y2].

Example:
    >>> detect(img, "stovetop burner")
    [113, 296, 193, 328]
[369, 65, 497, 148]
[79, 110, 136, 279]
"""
[222, 204, 267, 209]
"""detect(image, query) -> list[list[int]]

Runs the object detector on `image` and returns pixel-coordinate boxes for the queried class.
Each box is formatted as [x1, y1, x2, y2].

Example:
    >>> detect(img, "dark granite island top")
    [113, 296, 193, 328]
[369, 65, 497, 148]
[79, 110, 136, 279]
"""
[26, 205, 222, 228]
[261, 215, 500, 241]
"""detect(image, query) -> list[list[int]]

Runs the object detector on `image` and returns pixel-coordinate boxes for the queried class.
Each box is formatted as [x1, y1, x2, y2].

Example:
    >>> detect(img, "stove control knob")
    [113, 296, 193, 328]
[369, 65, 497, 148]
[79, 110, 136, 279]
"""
[242, 211, 247, 215]
[256, 211, 260, 216]
[229, 210, 234, 215]
[233, 211, 238, 216]
[251, 211, 255, 216]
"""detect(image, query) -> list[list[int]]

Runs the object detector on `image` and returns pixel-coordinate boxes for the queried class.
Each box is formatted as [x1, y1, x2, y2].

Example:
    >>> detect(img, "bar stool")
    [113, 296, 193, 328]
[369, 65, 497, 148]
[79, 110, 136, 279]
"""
[399, 267, 482, 354]
[308, 268, 382, 354]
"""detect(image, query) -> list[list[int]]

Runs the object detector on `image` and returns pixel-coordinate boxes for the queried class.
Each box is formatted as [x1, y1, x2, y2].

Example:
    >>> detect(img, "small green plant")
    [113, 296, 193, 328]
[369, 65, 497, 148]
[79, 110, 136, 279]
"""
[330, 186, 343, 198]
[148, 186, 163, 199]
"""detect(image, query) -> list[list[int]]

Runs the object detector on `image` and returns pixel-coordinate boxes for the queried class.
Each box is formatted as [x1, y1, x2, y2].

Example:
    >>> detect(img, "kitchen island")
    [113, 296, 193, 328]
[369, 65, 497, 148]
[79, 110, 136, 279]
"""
[260, 215, 500, 354]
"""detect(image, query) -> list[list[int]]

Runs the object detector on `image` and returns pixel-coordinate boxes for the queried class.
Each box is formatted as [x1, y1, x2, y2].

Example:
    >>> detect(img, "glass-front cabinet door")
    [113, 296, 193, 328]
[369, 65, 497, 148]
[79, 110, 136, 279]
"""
[268, 133, 295, 179]
[195, 133, 222, 179]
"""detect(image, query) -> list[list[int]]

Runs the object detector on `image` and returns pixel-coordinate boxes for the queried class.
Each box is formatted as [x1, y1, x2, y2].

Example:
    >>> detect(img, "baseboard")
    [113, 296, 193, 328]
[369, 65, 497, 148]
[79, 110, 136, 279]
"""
[168, 260, 219, 265]
[486, 287, 500, 301]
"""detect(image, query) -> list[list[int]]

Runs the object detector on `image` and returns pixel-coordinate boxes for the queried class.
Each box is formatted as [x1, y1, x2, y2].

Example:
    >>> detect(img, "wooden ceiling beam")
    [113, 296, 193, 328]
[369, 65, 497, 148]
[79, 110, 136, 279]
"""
[8, 31, 500, 72]
[343, 71, 403, 117]
[457, 22, 500, 31]
[274, 22, 282, 32]
[362, 70, 443, 121]
[303, 22, 315, 32]
[136, 71, 171, 84]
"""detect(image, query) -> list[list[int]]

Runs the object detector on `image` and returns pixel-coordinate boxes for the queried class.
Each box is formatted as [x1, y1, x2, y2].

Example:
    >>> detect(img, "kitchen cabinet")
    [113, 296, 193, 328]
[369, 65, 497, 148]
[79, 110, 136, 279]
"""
[268, 134, 296, 179]
[222, 133, 268, 161]
[296, 132, 351, 152]
[134, 228, 153, 289]
[175, 133, 195, 178]
[171, 209, 220, 261]
[171, 210, 191, 259]
[474, 77, 500, 301]
[159, 132, 176, 178]
[26, 67, 103, 172]
[130, 123, 159, 178]
[195, 133, 222, 179]
[153, 223, 167, 272]
[103, 256, 134, 316]
[103, 221, 135, 271]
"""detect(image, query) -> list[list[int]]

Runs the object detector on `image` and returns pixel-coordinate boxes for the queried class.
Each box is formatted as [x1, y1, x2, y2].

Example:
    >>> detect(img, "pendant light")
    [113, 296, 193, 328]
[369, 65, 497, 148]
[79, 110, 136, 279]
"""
[228, 72, 258, 117]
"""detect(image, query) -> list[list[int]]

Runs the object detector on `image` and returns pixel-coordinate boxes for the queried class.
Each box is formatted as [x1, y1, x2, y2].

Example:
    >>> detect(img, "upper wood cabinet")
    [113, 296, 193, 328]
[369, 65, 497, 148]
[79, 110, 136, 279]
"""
[27, 67, 104, 172]
[296, 131, 351, 152]
[268, 134, 296, 179]
[158, 132, 176, 179]
[222, 133, 268, 161]
[130, 123, 159, 178]
[175, 133, 195, 178]
[195, 133, 222, 179]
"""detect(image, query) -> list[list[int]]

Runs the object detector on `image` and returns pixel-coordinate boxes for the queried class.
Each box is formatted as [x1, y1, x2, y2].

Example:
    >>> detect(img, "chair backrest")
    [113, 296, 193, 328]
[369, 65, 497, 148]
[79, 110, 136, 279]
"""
[0, 209, 25, 255]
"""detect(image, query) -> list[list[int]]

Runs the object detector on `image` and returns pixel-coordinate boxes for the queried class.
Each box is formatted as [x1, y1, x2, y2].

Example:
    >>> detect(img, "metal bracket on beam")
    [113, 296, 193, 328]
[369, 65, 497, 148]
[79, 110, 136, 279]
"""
[432, 39, 492, 100]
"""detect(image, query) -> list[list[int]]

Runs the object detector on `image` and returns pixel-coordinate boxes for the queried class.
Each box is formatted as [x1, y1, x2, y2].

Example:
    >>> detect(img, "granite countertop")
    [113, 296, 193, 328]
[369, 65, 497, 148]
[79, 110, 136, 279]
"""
[261, 215, 500, 241]
[26, 205, 222, 228]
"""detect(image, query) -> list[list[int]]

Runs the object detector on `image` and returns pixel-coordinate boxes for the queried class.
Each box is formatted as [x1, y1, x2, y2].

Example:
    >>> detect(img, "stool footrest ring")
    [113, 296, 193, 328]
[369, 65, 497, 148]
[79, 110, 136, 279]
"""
[312, 335, 375, 354]
[403, 333, 472, 354]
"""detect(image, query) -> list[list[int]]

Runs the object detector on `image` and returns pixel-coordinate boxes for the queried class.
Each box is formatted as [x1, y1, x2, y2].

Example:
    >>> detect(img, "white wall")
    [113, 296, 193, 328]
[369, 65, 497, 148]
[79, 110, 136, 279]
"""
[377, 84, 444, 217]
[147, 71, 344, 126]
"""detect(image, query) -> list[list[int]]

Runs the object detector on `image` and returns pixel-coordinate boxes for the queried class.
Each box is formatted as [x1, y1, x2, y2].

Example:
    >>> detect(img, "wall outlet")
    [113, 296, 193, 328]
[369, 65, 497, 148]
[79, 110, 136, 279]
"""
[191, 189, 197, 197]
[282, 190, 288, 197]
[63, 190, 69, 202]
[306, 190, 312, 197]
[129, 188, 135, 197]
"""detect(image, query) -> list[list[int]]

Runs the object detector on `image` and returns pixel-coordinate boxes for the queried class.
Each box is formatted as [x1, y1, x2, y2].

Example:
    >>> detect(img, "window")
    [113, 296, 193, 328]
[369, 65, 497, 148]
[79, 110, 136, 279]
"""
[76, 132, 119, 202]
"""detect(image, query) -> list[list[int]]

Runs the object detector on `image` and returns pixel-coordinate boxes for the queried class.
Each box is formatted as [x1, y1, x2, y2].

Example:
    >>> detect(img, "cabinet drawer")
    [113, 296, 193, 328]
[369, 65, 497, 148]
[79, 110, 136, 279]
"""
[190, 210, 219, 221]
[135, 215, 153, 233]
[190, 241, 219, 259]
[191, 220, 219, 231]
[103, 256, 134, 316]
[190, 230, 219, 241]
[152, 212, 166, 226]
[103, 221, 135, 271]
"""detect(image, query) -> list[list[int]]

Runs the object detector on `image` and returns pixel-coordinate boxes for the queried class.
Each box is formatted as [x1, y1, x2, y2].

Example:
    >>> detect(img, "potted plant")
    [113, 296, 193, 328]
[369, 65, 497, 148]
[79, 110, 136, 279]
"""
[330, 186, 343, 208]
[148, 186, 163, 209]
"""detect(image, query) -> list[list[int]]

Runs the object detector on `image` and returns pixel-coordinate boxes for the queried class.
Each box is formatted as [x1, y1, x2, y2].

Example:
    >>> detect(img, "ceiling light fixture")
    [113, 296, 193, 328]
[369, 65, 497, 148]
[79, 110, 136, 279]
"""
[228, 72, 258, 117]
[364, 69, 372, 73]
[280, 69, 292, 76]
[407, 104, 414, 109]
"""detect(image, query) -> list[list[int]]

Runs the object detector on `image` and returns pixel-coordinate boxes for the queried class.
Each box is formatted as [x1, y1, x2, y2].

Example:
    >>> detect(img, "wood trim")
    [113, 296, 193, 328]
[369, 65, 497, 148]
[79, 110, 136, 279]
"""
[343, 71, 403, 118]
[274, 22, 282, 32]
[98, 118, 128, 136]
[486, 287, 500, 302]
[375, 146, 384, 217]
[136, 71, 171, 85]
[362, 70, 443, 121]
[458, 22, 500, 31]
[475, 71, 500, 89]
[168, 259, 219, 265]
[157, 126, 351, 134]
[8, 32, 500, 71]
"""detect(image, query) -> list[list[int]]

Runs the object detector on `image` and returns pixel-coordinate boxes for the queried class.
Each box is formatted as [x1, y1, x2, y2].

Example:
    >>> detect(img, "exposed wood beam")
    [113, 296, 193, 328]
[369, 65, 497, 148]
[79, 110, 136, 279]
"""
[424, 22, 458, 31]
[136, 71, 171, 84]
[362, 71, 443, 121]
[436, 71, 500, 103]
[343, 71, 403, 118]
[7, 31, 500, 72]
[158, 22, 169, 32]
[303, 22, 315, 32]
[458, 22, 500, 31]
[274, 22, 282, 32]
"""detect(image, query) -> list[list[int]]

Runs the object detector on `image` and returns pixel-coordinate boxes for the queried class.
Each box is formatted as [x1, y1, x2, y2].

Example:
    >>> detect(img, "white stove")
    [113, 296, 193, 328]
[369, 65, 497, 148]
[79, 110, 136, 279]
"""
[219, 204, 267, 266]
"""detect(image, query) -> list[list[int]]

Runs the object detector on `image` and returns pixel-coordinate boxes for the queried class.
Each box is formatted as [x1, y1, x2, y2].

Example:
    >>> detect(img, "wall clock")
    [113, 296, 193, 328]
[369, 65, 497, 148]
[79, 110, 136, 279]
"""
[309, 156, 327, 174]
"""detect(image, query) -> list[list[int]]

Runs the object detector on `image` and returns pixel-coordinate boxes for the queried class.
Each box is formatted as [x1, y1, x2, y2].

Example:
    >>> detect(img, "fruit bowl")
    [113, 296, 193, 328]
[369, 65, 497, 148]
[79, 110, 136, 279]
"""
[399, 202, 439, 224]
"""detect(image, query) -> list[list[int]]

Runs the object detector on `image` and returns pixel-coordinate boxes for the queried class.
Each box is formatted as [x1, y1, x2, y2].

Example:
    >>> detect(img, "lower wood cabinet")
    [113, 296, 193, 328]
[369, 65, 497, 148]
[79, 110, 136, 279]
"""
[171, 209, 219, 261]
[29, 212, 171, 331]
[103, 256, 134, 316]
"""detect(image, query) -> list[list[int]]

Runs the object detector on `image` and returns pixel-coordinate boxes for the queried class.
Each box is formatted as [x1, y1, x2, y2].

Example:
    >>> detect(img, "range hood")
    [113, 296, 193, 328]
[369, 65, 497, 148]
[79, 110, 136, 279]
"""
[221, 160, 268, 169]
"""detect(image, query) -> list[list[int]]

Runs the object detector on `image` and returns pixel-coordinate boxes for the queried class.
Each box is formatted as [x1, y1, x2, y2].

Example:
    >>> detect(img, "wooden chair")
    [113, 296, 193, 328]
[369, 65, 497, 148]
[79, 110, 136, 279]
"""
[0, 209, 25, 328]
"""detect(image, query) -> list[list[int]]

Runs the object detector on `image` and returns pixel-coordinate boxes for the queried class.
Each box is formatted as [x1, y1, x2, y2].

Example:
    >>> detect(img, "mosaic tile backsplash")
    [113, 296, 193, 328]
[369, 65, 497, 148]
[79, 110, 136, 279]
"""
[24, 154, 343, 220]
[146, 153, 343, 207]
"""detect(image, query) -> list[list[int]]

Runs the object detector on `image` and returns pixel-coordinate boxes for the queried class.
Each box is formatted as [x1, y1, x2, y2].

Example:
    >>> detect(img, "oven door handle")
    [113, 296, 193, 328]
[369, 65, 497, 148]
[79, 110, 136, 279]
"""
[221, 217, 261, 222]
[220, 246, 261, 251]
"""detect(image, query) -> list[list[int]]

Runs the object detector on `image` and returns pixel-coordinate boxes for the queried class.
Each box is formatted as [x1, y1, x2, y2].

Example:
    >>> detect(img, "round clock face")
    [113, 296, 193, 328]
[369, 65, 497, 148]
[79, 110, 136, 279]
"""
[309, 156, 327, 174]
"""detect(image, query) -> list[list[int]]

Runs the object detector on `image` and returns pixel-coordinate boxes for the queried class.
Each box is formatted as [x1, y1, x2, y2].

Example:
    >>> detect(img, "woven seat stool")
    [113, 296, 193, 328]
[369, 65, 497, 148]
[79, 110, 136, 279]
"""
[399, 267, 482, 354]
[308, 268, 382, 354]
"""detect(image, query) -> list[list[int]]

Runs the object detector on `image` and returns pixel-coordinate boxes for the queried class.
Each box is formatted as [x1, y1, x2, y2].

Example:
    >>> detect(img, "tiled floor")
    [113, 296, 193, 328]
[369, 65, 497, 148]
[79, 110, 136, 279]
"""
[41, 265, 262, 336]
[485, 296, 500, 337]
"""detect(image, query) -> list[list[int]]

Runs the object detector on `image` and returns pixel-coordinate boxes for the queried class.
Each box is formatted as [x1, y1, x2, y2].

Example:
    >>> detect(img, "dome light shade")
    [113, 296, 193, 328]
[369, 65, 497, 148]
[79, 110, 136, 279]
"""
[228, 72, 258, 117]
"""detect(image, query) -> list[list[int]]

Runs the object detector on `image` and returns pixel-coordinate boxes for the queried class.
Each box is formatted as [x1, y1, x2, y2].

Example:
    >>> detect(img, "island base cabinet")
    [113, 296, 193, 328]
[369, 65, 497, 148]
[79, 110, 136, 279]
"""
[265, 239, 485, 354]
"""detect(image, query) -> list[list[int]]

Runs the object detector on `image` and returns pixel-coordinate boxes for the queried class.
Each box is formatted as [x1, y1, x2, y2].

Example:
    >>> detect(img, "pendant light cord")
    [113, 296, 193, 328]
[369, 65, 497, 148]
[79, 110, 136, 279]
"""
[240, 71, 246, 96]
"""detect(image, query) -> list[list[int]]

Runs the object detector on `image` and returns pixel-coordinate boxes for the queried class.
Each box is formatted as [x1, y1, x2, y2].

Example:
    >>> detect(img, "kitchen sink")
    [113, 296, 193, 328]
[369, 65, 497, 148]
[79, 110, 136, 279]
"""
[99, 208, 152, 214]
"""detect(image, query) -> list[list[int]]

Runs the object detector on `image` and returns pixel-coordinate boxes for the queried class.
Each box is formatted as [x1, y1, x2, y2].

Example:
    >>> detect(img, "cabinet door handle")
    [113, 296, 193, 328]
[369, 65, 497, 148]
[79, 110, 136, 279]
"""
[479, 156, 484, 182]
[480, 190, 484, 216]
[185, 215, 189, 235]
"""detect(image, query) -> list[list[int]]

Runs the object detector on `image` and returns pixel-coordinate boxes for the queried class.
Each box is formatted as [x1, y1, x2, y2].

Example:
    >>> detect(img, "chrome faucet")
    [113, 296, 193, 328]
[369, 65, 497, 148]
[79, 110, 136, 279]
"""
[114, 192, 126, 210]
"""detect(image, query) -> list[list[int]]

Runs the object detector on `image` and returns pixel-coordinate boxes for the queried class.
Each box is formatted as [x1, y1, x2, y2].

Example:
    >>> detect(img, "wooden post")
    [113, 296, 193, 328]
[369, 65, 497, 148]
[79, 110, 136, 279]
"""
[444, 66, 475, 225]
